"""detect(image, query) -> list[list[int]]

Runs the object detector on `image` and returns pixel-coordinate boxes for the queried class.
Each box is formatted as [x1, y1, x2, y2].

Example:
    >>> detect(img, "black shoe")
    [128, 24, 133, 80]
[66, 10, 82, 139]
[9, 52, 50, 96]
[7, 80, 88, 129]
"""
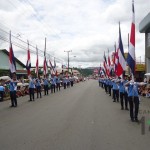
[121, 107, 124, 110]
[125, 108, 129, 110]
[10, 105, 14, 107]
[28, 100, 32, 102]
[113, 101, 116, 102]
[131, 118, 135, 122]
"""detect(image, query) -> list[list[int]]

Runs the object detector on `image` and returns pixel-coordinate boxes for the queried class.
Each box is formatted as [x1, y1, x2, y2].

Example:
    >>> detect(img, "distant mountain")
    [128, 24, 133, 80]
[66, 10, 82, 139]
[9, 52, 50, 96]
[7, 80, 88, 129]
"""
[85, 67, 99, 70]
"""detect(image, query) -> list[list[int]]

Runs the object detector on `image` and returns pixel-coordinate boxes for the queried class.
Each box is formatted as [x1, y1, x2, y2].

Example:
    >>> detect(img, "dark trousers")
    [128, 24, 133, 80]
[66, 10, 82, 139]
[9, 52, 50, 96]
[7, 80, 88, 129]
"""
[99, 81, 101, 87]
[0, 91, 4, 101]
[51, 84, 55, 93]
[120, 92, 128, 109]
[71, 81, 73, 87]
[108, 85, 111, 96]
[29, 88, 34, 101]
[113, 89, 119, 102]
[128, 96, 139, 119]
[10, 91, 17, 106]
[56, 83, 60, 91]
[102, 83, 104, 88]
[36, 86, 42, 98]
[44, 85, 48, 95]
[64, 83, 66, 89]
[104, 84, 108, 93]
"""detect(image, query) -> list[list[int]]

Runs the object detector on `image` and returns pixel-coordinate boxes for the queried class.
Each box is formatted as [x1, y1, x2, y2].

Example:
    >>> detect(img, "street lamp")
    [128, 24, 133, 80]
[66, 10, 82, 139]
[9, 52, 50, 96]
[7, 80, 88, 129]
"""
[64, 50, 72, 73]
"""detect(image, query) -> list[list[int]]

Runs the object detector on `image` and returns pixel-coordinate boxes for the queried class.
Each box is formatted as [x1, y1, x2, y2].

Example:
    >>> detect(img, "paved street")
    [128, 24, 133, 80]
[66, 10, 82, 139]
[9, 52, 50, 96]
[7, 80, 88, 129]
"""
[0, 80, 150, 150]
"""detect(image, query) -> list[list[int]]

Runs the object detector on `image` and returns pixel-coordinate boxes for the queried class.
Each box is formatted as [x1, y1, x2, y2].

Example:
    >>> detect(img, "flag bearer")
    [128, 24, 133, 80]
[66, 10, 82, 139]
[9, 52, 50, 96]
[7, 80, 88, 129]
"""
[28, 74, 35, 101]
[125, 78, 146, 122]
[43, 75, 49, 95]
[8, 72, 18, 107]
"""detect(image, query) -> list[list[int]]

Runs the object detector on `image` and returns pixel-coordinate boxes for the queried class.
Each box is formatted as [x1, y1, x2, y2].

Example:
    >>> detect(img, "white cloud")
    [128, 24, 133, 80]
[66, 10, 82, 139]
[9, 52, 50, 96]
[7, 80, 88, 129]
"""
[0, 0, 149, 68]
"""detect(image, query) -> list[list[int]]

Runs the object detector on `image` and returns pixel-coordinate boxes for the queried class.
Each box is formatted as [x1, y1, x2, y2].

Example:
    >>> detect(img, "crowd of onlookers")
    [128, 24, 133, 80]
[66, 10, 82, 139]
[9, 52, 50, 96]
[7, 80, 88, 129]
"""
[138, 77, 150, 98]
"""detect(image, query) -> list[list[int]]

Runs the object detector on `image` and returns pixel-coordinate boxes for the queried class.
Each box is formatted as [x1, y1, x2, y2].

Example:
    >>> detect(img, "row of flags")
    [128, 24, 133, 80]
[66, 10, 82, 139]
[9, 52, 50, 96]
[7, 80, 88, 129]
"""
[9, 35, 58, 77]
[102, 0, 135, 78]
[9, 1, 135, 78]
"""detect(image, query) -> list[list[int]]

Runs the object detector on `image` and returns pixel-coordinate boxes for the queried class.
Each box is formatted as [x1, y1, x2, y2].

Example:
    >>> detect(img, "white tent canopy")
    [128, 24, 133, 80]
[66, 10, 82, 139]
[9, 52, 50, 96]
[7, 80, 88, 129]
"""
[144, 73, 150, 76]
[0, 76, 11, 80]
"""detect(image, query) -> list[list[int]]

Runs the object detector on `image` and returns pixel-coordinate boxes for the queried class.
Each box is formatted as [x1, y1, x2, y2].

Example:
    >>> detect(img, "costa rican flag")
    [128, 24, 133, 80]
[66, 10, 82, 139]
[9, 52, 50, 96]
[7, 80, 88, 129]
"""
[127, 0, 135, 75]
[114, 48, 119, 75]
[9, 31, 16, 73]
[103, 51, 109, 76]
[26, 41, 31, 76]
[116, 23, 126, 76]
[35, 46, 39, 77]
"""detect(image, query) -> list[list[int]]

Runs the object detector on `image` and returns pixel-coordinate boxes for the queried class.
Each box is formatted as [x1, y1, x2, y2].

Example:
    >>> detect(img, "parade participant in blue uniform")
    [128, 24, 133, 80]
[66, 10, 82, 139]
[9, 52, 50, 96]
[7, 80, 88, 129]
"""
[102, 78, 104, 88]
[118, 76, 129, 110]
[98, 77, 101, 87]
[43, 75, 49, 95]
[56, 76, 61, 91]
[112, 78, 119, 102]
[0, 83, 5, 102]
[8, 72, 18, 107]
[28, 74, 35, 101]
[36, 77, 42, 98]
[108, 78, 112, 96]
[67, 77, 70, 88]
[70, 76, 74, 87]
[104, 78, 108, 93]
[51, 75, 56, 93]
[125, 78, 146, 122]
[63, 77, 67, 89]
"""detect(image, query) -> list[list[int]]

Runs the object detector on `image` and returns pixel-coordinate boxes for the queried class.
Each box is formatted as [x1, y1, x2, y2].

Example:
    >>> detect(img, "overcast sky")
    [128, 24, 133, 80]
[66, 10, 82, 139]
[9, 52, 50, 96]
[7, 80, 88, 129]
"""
[0, 0, 149, 68]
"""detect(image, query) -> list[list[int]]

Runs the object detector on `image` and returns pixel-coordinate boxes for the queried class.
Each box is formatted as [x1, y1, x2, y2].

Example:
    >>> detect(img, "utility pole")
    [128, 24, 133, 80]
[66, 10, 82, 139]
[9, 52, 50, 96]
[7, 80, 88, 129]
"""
[64, 50, 72, 73]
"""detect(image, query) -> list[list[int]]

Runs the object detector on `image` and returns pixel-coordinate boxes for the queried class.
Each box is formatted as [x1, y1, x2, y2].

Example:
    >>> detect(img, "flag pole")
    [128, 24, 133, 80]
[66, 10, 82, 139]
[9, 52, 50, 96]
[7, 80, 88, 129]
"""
[44, 37, 47, 77]
[36, 45, 38, 78]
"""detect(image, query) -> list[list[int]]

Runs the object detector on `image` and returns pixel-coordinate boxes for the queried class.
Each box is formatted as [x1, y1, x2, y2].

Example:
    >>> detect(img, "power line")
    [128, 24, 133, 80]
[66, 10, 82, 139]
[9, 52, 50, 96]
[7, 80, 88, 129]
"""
[0, 28, 64, 63]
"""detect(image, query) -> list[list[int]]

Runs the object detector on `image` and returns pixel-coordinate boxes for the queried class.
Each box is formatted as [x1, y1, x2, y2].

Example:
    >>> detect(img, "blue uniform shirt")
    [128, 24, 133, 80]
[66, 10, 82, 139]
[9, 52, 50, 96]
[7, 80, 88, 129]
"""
[119, 82, 125, 93]
[9, 81, 17, 91]
[56, 78, 60, 83]
[44, 79, 49, 85]
[29, 79, 35, 88]
[128, 83, 139, 97]
[112, 81, 118, 90]
[36, 79, 41, 87]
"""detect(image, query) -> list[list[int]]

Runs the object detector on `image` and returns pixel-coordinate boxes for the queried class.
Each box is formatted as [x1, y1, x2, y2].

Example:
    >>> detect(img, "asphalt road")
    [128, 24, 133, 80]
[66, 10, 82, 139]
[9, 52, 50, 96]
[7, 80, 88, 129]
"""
[0, 80, 150, 150]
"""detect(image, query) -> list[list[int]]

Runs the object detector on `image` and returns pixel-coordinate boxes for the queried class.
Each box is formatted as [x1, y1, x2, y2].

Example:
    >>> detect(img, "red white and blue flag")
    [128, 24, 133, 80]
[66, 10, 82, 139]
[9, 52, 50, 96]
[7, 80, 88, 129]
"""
[116, 23, 126, 76]
[26, 41, 31, 76]
[127, 0, 135, 75]
[9, 31, 16, 73]
[35, 46, 39, 77]
[114, 48, 119, 75]
[107, 49, 112, 75]
[103, 51, 109, 76]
